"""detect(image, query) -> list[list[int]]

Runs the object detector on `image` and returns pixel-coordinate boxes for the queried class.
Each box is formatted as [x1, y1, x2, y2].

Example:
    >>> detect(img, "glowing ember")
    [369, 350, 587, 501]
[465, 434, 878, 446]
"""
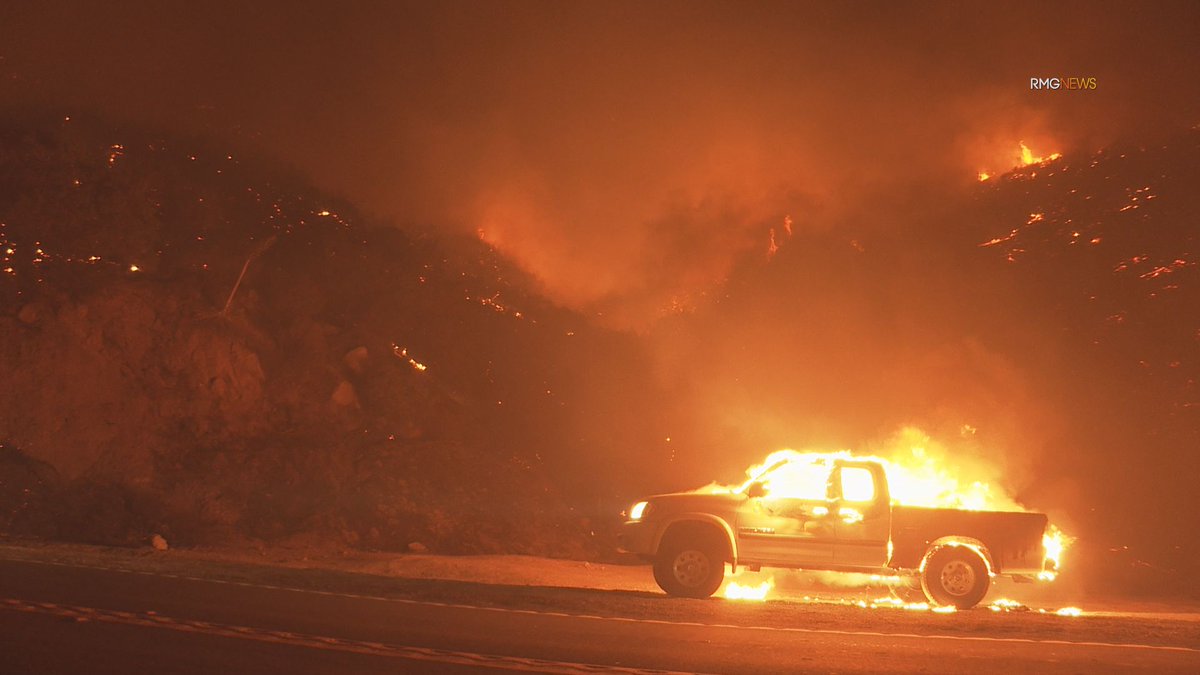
[766, 215, 792, 259]
[867, 597, 948, 612]
[989, 598, 1026, 612]
[392, 344, 429, 372]
[1055, 607, 1083, 617]
[723, 576, 774, 601]
[979, 229, 1019, 248]
[766, 228, 779, 259]
[977, 171, 990, 182]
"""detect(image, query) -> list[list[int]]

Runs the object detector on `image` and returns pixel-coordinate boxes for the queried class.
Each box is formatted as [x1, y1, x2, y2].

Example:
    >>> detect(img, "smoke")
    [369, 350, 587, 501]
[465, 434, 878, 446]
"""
[4, 2, 1196, 326]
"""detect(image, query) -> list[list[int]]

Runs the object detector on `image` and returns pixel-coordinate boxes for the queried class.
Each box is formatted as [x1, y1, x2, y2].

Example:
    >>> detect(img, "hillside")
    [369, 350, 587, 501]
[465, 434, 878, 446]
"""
[0, 113, 675, 556]
[967, 130, 1198, 506]
[966, 132, 1200, 591]
[2, 112, 1198, 599]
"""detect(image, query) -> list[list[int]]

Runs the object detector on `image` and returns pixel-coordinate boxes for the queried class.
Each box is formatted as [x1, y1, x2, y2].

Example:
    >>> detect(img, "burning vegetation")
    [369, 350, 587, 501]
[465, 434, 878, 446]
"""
[978, 141, 1063, 183]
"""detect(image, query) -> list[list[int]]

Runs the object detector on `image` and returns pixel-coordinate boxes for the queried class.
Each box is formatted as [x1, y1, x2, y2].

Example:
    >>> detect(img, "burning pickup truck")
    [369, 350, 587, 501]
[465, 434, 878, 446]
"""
[619, 451, 1059, 609]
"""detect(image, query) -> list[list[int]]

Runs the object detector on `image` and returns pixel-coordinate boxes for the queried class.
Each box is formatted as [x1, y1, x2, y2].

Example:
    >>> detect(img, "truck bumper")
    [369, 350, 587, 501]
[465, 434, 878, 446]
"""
[617, 520, 656, 556]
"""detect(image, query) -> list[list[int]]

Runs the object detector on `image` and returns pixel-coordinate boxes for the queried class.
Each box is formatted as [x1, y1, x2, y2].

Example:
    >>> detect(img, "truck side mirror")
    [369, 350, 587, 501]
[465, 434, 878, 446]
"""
[746, 482, 766, 499]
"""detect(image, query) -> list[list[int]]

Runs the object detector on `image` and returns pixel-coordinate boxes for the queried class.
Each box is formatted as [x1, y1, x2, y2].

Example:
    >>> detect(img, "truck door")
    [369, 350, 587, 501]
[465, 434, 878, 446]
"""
[736, 458, 836, 566]
[831, 462, 891, 567]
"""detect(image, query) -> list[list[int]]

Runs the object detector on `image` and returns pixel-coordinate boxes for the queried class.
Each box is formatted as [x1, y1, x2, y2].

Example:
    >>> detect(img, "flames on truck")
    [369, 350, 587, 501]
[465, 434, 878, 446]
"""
[620, 428, 1071, 610]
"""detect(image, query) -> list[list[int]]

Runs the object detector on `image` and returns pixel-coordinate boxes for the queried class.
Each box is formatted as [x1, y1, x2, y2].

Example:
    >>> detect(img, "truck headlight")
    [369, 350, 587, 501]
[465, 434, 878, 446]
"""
[629, 501, 650, 521]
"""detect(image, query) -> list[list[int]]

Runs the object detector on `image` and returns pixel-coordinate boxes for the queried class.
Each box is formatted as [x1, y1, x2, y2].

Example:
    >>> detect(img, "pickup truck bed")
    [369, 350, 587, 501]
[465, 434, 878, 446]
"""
[890, 506, 1047, 574]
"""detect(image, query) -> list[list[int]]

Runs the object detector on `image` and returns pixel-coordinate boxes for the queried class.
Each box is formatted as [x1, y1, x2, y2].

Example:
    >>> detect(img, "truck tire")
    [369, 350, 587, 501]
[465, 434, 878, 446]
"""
[920, 545, 990, 609]
[653, 533, 725, 598]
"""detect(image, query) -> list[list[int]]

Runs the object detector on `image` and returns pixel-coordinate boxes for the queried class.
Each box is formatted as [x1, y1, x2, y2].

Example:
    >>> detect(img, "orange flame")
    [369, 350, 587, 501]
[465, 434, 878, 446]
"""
[698, 427, 1072, 602]
[976, 142, 1062, 181]
[1040, 524, 1072, 580]
[1018, 141, 1062, 167]
[723, 576, 775, 601]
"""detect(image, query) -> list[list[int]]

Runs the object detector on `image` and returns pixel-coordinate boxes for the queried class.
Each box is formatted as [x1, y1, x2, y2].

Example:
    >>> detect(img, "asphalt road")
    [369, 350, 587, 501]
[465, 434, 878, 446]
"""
[1, 557, 1198, 674]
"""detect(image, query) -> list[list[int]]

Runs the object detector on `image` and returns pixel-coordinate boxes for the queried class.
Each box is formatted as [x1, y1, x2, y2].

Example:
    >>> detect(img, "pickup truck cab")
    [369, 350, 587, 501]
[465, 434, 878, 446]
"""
[619, 454, 1052, 609]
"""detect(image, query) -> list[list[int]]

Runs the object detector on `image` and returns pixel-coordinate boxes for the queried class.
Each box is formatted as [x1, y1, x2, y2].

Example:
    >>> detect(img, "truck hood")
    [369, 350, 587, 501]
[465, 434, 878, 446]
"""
[642, 491, 746, 513]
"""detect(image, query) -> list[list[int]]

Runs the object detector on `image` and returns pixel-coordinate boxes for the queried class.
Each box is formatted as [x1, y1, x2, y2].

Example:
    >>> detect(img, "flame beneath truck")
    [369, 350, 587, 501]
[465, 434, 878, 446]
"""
[719, 568, 1087, 615]
[707, 427, 1072, 602]
[724, 576, 775, 601]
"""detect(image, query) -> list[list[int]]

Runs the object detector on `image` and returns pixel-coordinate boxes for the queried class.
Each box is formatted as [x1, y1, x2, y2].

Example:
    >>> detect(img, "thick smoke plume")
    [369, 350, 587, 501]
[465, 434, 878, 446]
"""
[3, 2, 1196, 323]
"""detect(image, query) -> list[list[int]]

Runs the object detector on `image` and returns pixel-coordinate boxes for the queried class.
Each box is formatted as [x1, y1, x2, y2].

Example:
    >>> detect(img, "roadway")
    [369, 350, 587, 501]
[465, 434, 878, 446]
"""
[1, 556, 1198, 674]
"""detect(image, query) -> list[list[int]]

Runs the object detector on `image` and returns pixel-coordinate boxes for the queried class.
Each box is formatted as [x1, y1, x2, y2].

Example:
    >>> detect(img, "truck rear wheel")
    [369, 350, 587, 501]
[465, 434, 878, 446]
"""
[921, 545, 990, 609]
[653, 534, 725, 598]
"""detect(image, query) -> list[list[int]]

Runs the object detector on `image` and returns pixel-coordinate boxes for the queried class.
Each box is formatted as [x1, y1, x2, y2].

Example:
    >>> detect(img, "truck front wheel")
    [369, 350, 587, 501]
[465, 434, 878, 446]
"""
[653, 535, 725, 598]
[921, 545, 990, 609]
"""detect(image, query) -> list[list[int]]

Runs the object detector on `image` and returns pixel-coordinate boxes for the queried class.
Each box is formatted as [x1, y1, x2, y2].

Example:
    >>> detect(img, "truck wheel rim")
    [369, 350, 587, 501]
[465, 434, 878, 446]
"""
[672, 550, 709, 587]
[940, 560, 975, 596]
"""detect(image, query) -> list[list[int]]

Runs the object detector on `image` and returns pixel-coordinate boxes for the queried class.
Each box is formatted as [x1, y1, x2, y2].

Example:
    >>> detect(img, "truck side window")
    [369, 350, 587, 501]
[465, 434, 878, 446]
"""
[759, 460, 832, 500]
[840, 467, 876, 502]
